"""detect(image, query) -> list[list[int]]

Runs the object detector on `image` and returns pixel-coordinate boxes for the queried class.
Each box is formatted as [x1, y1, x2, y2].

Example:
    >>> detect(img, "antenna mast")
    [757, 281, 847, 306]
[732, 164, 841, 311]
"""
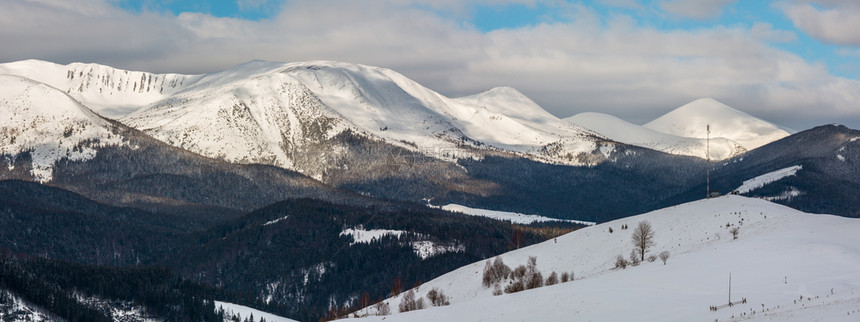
[707, 124, 710, 198]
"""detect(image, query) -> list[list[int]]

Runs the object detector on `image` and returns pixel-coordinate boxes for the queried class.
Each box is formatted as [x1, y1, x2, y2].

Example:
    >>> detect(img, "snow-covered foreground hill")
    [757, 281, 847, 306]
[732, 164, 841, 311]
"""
[353, 196, 860, 321]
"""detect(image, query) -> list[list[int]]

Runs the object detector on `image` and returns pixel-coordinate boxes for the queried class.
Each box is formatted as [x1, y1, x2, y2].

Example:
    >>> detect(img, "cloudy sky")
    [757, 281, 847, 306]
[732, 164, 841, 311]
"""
[2, 0, 860, 130]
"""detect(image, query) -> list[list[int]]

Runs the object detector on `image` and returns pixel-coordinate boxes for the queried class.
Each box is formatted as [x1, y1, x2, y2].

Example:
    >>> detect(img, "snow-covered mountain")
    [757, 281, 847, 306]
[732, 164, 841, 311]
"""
[354, 195, 860, 321]
[565, 112, 746, 160]
[644, 98, 791, 150]
[0, 59, 199, 118]
[0, 74, 125, 182]
[120, 60, 604, 179]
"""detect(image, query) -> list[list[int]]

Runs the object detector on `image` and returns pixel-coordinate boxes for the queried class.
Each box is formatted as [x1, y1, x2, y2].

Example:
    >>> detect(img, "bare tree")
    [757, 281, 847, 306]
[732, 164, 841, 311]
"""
[482, 257, 511, 287]
[659, 251, 670, 265]
[730, 227, 740, 240]
[375, 301, 390, 316]
[427, 288, 450, 306]
[631, 221, 655, 262]
[398, 290, 424, 312]
[660, 250, 669, 265]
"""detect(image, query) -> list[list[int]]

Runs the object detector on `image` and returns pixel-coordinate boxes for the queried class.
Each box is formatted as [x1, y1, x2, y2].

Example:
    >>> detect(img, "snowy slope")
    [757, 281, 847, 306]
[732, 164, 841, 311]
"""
[565, 112, 746, 160]
[644, 98, 791, 150]
[122, 61, 604, 178]
[215, 301, 296, 322]
[735, 165, 803, 194]
[0, 59, 200, 118]
[353, 196, 860, 321]
[439, 203, 596, 226]
[0, 75, 125, 182]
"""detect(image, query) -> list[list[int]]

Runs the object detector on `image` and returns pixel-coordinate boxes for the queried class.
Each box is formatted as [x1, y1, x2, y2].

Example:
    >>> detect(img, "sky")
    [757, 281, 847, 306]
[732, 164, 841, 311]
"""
[1, 0, 860, 130]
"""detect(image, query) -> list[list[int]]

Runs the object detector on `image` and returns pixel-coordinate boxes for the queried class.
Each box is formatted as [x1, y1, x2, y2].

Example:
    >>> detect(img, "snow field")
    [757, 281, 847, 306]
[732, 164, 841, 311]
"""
[351, 196, 860, 321]
[735, 165, 802, 194]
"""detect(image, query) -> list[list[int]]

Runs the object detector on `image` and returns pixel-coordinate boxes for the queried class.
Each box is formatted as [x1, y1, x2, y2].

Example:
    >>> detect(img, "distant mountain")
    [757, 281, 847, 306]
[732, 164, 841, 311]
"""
[564, 112, 745, 160]
[0, 74, 374, 216]
[0, 59, 198, 118]
[643, 98, 790, 150]
[0, 74, 125, 182]
[120, 60, 605, 182]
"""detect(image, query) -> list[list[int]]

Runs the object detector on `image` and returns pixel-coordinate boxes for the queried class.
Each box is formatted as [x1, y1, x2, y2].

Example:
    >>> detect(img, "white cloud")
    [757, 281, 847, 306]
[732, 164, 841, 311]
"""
[0, 0, 858, 129]
[659, 0, 737, 20]
[780, 1, 860, 46]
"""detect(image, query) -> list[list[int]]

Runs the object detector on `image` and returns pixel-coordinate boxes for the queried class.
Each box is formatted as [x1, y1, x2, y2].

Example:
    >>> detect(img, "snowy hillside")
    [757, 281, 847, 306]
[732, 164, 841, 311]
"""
[0, 75, 125, 182]
[565, 112, 746, 160]
[121, 60, 604, 178]
[0, 59, 199, 118]
[352, 196, 860, 321]
[644, 98, 791, 150]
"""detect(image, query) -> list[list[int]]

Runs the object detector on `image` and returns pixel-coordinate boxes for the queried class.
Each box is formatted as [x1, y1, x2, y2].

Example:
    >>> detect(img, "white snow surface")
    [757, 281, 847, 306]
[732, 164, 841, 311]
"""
[440, 204, 595, 226]
[0, 74, 125, 182]
[565, 112, 746, 160]
[644, 98, 791, 151]
[0, 59, 200, 118]
[215, 300, 296, 322]
[340, 227, 464, 260]
[735, 165, 803, 194]
[352, 196, 860, 321]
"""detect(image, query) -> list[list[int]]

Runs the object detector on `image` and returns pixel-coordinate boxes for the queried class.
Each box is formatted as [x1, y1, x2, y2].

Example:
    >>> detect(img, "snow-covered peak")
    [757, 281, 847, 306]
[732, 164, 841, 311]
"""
[565, 112, 746, 159]
[644, 98, 790, 150]
[122, 59, 604, 178]
[453, 86, 577, 131]
[0, 59, 200, 118]
[0, 75, 125, 182]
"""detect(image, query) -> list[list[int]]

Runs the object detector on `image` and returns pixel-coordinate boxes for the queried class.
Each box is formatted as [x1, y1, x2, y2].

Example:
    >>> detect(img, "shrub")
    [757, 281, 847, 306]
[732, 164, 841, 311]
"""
[629, 249, 641, 266]
[426, 288, 450, 306]
[504, 280, 525, 294]
[375, 302, 390, 316]
[526, 271, 544, 290]
[546, 271, 559, 286]
[659, 251, 669, 265]
[615, 255, 628, 269]
[398, 290, 424, 313]
[730, 227, 740, 239]
[482, 257, 511, 287]
[647, 254, 657, 263]
[561, 272, 569, 283]
[492, 284, 503, 296]
[511, 265, 527, 279]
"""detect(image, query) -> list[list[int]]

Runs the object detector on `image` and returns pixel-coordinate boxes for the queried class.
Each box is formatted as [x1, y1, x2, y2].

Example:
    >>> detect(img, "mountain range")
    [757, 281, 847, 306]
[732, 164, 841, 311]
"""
[1, 58, 859, 321]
